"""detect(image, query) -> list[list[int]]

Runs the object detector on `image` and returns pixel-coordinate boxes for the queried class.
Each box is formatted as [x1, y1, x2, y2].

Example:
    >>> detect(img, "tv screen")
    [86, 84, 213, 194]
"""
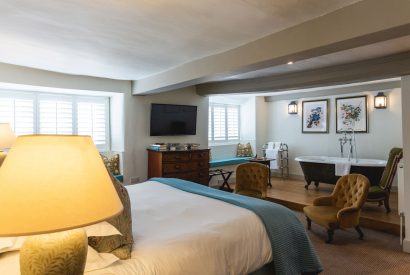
[150, 103, 197, 136]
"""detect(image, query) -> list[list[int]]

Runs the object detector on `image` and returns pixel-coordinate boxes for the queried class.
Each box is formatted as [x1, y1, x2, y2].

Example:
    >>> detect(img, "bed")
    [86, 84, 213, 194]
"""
[0, 178, 322, 275]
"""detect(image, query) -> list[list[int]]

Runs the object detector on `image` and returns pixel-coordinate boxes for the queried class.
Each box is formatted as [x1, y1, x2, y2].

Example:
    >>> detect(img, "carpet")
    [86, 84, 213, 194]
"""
[294, 212, 410, 274]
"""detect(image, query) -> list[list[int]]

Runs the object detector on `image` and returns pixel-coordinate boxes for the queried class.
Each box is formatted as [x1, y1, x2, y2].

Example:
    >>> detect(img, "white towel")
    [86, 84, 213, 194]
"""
[335, 161, 351, 176]
[265, 148, 280, 169]
[267, 142, 274, 149]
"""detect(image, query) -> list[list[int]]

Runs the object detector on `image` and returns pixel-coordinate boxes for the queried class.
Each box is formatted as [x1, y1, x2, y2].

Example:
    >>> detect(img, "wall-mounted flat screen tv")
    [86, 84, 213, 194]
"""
[150, 103, 197, 136]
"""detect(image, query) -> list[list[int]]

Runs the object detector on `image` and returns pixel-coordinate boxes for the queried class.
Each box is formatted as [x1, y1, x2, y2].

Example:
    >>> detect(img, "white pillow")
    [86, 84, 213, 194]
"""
[83, 221, 122, 237]
[85, 245, 119, 272]
[0, 221, 122, 254]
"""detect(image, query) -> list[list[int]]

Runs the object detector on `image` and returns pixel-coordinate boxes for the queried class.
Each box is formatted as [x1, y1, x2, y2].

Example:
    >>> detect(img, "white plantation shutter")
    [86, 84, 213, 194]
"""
[0, 96, 34, 136]
[212, 105, 226, 141]
[77, 99, 109, 149]
[0, 91, 110, 150]
[227, 106, 239, 140]
[39, 97, 73, 134]
[209, 103, 240, 142]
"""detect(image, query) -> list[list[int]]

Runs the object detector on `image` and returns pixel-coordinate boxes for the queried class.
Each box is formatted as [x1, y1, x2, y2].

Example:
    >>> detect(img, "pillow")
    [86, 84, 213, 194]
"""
[88, 172, 133, 259]
[236, 142, 253, 157]
[85, 246, 119, 272]
[101, 153, 121, 175]
[0, 221, 122, 254]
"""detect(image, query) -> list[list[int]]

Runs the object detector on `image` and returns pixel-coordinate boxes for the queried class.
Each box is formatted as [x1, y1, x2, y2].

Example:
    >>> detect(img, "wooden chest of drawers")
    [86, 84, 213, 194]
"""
[147, 149, 210, 186]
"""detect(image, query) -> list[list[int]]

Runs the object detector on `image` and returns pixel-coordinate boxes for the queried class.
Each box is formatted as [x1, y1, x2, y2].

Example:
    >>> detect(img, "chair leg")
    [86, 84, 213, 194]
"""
[326, 229, 334, 244]
[355, 226, 364, 240]
[306, 217, 311, 230]
[384, 197, 391, 213]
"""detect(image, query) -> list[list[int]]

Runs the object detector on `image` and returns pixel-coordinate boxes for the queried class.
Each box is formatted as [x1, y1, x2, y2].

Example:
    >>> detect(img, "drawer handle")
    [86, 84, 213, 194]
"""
[174, 156, 181, 160]
[174, 165, 180, 169]
[198, 162, 204, 167]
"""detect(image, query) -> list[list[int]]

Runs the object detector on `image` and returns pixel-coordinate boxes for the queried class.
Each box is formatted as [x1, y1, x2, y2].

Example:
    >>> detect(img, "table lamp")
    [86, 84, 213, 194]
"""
[0, 135, 123, 275]
[0, 123, 16, 166]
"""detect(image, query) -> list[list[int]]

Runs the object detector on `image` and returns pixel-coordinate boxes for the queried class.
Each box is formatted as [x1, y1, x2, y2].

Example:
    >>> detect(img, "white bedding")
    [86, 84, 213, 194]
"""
[0, 181, 272, 275]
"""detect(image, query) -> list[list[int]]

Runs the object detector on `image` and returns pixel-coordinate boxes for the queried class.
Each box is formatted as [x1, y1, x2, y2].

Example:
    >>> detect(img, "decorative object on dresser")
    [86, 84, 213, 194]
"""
[147, 148, 210, 185]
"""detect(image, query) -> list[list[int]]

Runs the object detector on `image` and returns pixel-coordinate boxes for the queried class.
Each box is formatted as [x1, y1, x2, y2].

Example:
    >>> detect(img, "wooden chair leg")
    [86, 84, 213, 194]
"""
[326, 229, 334, 244]
[355, 226, 364, 240]
[384, 197, 391, 213]
[306, 217, 311, 230]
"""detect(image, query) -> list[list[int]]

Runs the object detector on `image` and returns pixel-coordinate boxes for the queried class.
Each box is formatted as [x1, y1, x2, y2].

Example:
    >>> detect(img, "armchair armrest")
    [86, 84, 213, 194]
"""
[337, 206, 361, 228]
[337, 206, 359, 220]
[313, 196, 334, 206]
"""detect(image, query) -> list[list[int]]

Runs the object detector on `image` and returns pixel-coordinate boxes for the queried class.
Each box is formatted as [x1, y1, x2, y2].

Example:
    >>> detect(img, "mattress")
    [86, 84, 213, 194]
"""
[0, 181, 272, 275]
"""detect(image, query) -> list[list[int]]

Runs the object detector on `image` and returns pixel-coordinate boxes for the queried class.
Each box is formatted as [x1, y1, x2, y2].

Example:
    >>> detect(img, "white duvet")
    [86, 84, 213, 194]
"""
[0, 181, 272, 275]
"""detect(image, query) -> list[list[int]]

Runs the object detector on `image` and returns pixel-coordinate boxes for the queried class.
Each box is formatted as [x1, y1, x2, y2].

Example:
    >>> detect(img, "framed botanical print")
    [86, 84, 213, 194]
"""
[302, 99, 329, 133]
[336, 95, 368, 133]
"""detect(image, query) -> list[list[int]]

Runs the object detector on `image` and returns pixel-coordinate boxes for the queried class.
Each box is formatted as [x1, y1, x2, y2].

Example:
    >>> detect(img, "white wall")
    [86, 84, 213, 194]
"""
[401, 76, 410, 253]
[123, 86, 208, 184]
[267, 89, 403, 176]
[208, 95, 256, 160]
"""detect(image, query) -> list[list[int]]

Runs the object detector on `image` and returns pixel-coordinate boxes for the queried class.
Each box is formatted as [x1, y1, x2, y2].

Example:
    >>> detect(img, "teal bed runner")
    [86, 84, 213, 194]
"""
[151, 177, 323, 275]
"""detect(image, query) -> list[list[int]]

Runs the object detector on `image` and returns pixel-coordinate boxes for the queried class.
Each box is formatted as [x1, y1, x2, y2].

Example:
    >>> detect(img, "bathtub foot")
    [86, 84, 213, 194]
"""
[304, 179, 312, 190]
[314, 181, 319, 188]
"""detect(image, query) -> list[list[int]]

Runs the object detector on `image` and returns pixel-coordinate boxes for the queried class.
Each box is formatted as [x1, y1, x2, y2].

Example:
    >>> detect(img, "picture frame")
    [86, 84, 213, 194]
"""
[336, 95, 368, 133]
[302, 99, 329, 133]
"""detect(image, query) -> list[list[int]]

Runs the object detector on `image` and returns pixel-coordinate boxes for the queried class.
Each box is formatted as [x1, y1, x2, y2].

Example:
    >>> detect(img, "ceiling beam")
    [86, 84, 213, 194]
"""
[196, 51, 410, 96]
[264, 80, 401, 102]
[133, 0, 410, 95]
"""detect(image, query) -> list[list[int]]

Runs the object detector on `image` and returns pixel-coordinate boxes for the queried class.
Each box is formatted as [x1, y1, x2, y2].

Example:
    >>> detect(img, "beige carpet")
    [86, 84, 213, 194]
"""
[294, 212, 410, 274]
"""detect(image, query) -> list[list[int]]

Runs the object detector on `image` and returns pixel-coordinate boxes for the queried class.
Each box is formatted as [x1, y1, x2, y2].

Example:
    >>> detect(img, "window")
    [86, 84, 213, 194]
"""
[208, 103, 240, 142]
[0, 91, 110, 150]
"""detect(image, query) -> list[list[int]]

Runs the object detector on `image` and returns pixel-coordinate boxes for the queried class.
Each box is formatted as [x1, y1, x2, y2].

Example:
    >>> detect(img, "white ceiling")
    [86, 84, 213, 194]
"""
[0, 0, 360, 80]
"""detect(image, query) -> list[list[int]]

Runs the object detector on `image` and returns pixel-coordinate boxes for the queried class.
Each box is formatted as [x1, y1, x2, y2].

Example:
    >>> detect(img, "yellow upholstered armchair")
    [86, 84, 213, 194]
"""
[234, 162, 269, 199]
[303, 174, 370, 243]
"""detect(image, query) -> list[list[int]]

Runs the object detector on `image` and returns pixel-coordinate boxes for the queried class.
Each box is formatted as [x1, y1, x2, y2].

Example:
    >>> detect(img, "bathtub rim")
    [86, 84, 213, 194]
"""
[295, 156, 387, 167]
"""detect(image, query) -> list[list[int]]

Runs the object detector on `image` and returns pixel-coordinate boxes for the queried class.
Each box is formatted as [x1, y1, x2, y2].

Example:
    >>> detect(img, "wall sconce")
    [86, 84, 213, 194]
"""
[374, 92, 387, 109]
[288, 101, 298, 114]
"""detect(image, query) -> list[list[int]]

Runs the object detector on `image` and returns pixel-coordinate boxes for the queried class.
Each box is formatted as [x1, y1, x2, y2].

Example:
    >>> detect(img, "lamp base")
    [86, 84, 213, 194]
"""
[20, 228, 88, 275]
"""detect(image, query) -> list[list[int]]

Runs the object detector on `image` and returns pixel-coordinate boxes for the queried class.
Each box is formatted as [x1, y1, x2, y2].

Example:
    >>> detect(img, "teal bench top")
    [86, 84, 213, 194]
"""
[209, 157, 251, 168]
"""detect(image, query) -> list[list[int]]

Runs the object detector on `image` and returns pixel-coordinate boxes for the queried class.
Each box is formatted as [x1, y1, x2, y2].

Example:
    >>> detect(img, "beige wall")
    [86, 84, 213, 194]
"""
[267, 88, 403, 176]
[123, 86, 209, 183]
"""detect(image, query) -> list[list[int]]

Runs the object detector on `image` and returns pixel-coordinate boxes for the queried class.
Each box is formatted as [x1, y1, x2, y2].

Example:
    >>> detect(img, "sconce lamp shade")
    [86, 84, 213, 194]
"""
[288, 101, 298, 114]
[374, 92, 387, 109]
[0, 135, 123, 237]
[0, 123, 16, 150]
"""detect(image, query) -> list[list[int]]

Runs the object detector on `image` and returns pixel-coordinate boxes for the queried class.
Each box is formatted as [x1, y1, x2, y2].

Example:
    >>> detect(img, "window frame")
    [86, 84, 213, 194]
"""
[208, 103, 240, 145]
[0, 90, 110, 151]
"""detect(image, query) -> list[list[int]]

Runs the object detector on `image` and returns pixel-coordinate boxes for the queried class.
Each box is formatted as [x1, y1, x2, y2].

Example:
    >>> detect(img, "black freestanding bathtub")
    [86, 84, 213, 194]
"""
[295, 156, 387, 189]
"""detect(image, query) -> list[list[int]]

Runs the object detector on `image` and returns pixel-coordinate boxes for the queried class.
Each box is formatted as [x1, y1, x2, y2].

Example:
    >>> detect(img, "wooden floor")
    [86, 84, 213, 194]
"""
[264, 177, 401, 235]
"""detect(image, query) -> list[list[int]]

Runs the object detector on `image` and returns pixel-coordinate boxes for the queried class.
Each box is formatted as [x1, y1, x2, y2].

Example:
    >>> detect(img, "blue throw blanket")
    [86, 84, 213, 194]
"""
[151, 178, 323, 275]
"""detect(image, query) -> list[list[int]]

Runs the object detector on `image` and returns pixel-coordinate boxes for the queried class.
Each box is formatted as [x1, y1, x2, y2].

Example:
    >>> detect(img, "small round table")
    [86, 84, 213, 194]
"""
[248, 157, 274, 187]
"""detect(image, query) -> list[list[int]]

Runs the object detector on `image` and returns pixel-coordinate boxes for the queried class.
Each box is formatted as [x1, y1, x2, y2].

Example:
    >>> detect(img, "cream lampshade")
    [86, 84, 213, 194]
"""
[0, 123, 16, 150]
[0, 135, 123, 275]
